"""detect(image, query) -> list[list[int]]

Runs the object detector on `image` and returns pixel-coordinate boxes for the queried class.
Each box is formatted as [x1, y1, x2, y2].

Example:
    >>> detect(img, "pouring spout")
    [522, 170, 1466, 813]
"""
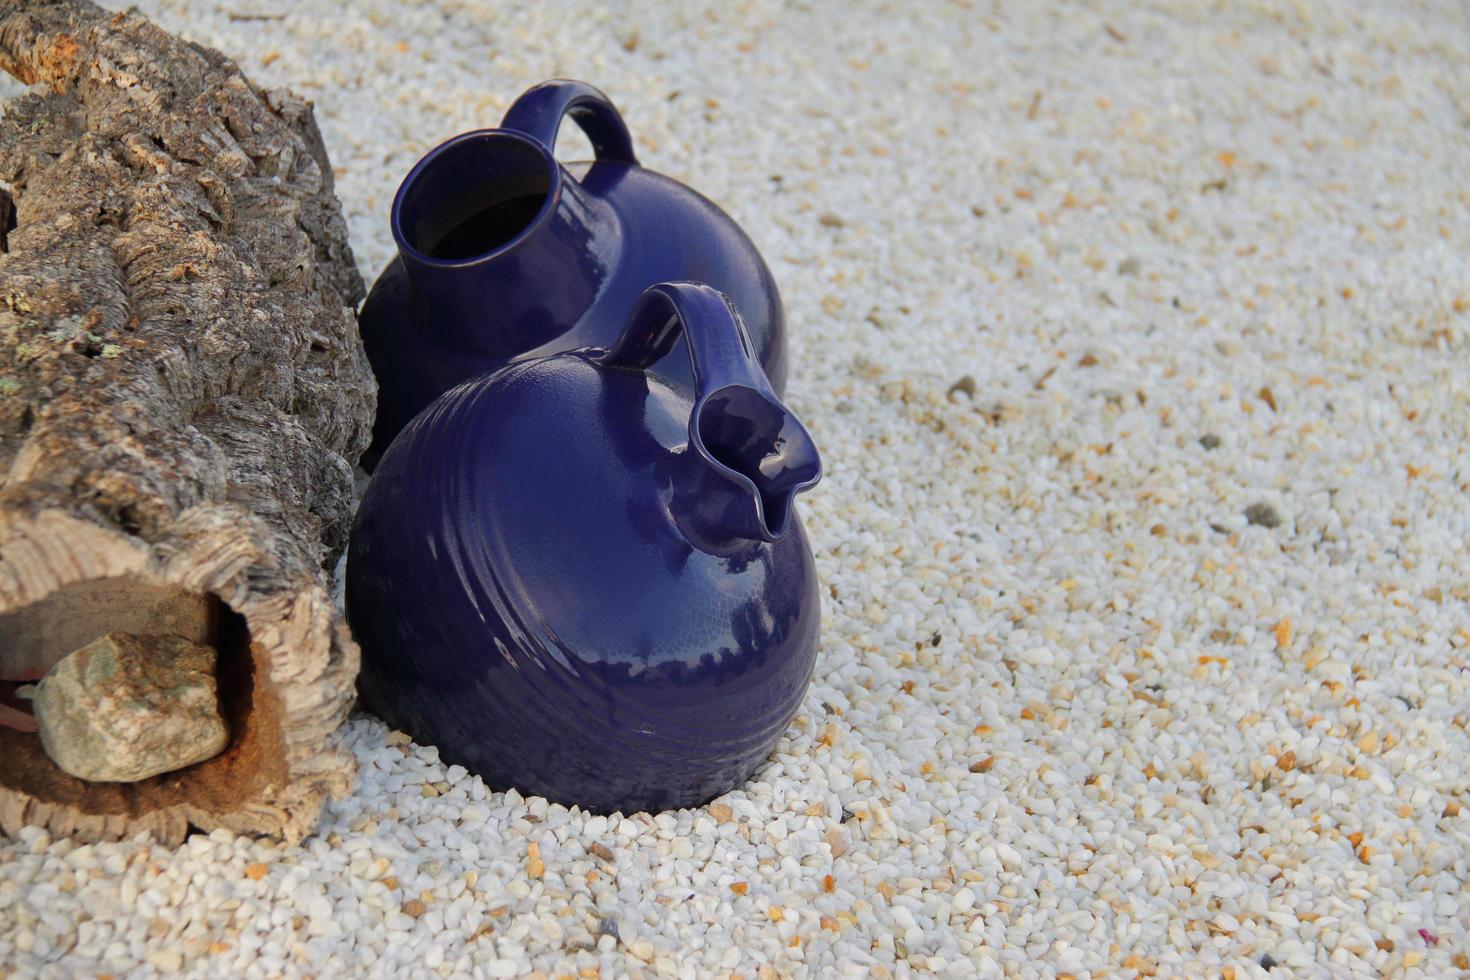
[600, 282, 820, 550]
[689, 384, 820, 543]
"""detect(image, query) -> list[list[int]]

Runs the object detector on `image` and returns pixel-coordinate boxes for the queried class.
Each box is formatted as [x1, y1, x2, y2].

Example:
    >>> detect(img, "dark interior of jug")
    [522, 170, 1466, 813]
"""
[397, 133, 552, 262]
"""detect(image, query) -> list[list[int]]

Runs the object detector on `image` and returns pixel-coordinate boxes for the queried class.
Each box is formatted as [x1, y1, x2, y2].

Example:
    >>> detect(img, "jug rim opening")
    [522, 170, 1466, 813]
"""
[391, 128, 561, 270]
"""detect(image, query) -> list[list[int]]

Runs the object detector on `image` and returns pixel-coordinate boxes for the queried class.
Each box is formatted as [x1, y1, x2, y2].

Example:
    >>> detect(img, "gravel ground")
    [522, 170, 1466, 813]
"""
[4, 0, 1470, 976]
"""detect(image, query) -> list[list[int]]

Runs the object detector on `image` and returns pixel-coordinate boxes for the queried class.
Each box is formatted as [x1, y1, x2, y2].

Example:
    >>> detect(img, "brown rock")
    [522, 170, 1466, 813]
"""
[33, 634, 228, 783]
[0, 0, 371, 843]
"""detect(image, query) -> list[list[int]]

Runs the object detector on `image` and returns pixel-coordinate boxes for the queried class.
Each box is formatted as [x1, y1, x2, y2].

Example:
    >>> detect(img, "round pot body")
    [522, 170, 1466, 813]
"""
[347, 283, 820, 813]
[359, 79, 787, 469]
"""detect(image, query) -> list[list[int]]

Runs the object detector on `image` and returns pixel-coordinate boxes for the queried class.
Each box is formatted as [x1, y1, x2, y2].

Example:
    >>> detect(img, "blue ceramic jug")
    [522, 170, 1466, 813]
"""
[358, 80, 788, 469]
[346, 283, 821, 814]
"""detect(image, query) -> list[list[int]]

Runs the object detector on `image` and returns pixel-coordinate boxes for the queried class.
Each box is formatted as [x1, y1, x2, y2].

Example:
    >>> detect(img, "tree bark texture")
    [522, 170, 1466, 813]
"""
[0, 0, 375, 843]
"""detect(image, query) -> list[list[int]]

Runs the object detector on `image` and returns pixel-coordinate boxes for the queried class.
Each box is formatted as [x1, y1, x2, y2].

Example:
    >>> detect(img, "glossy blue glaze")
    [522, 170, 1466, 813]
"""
[359, 79, 788, 469]
[347, 283, 821, 814]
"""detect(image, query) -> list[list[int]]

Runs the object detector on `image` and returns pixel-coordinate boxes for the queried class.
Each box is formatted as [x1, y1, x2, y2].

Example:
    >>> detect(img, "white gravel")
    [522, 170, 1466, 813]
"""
[4, 0, 1470, 976]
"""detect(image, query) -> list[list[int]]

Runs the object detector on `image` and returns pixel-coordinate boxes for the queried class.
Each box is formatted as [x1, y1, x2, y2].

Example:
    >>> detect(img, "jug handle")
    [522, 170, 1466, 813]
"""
[600, 283, 821, 545]
[501, 79, 638, 165]
[603, 282, 774, 402]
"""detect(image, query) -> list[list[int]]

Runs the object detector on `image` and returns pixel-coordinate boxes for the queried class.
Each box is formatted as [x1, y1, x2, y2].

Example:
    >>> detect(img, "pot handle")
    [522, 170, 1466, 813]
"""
[500, 79, 638, 165]
[601, 283, 821, 545]
[603, 282, 774, 401]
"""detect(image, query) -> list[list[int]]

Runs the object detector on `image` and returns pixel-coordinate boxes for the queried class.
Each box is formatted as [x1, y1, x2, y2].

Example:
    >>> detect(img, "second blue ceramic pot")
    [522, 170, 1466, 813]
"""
[347, 283, 820, 814]
[359, 79, 788, 469]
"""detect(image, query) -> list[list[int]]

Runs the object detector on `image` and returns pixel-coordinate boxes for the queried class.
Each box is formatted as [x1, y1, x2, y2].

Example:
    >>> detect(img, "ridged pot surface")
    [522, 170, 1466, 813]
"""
[347, 284, 819, 813]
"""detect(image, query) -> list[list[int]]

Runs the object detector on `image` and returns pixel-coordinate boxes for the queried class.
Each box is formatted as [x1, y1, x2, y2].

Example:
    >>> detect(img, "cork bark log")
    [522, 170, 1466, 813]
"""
[0, 0, 374, 842]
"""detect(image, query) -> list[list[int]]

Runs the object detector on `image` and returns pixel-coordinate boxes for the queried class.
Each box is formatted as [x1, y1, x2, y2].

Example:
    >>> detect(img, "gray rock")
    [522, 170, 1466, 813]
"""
[1245, 502, 1283, 529]
[33, 633, 229, 783]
